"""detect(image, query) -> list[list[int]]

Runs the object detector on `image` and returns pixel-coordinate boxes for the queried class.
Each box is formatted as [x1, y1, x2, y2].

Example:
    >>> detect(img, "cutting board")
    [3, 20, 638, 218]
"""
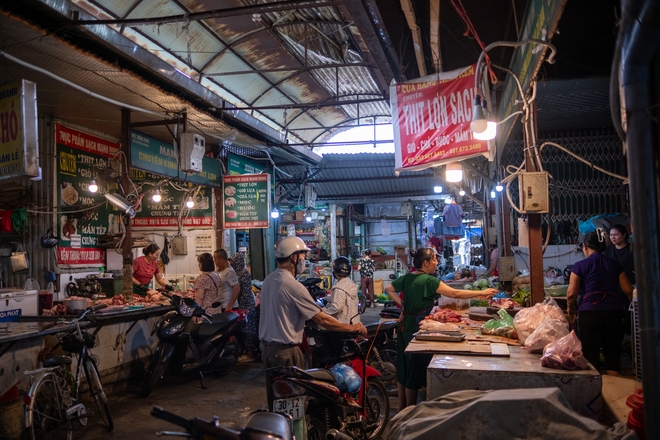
[464, 333, 520, 346]
[468, 307, 495, 321]
[486, 306, 523, 317]
[406, 339, 510, 356]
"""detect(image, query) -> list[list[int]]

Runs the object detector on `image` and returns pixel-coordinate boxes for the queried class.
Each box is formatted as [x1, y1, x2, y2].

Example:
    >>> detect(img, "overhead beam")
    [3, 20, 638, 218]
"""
[400, 0, 427, 77]
[278, 174, 434, 184]
[226, 97, 386, 111]
[74, 0, 343, 26]
[202, 62, 376, 77]
[429, 0, 441, 72]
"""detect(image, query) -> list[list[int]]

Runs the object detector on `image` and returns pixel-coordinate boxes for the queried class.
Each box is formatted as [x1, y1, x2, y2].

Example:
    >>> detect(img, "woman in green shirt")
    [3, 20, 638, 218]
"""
[385, 248, 497, 411]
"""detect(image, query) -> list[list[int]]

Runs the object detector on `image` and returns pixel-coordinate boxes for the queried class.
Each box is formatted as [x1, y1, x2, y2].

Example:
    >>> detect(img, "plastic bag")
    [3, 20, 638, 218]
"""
[481, 308, 516, 338]
[513, 297, 567, 344]
[540, 331, 589, 370]
[524, 318, 570, 353]
[330, 364, 362, 394]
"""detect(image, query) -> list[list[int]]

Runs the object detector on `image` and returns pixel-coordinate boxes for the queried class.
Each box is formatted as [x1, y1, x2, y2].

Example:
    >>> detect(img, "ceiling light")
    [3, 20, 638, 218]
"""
[470, 96, 487, 134]
[445, 162, 463, 183]
[459, 189, 466, 196]
[433, 185, 443, 193]
[495, 183, 504, 192]
[271, 207, 280, 219]
[186, 197, 195, 208]
[152, 189, 162, 203]
[88, 179, 98, 193]
[305, 214, 312, 222]
[473, 121, 497, 140]
[490, 190, 496, 199]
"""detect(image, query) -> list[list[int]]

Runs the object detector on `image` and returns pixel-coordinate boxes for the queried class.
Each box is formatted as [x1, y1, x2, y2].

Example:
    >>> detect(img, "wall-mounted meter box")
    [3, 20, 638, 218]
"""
[171, 235, 188, 255]
[498, 256, 516, 282]
[179, 133, 205, 172]
[519, 172, 549, 213]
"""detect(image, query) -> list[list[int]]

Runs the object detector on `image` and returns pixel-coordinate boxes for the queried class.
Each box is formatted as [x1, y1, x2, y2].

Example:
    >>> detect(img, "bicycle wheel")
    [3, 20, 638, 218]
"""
[83, 358, 113, 431]
[27, 374, 72, 440]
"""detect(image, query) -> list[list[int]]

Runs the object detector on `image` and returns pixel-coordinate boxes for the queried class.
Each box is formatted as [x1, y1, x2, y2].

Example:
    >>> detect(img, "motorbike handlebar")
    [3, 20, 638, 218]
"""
[151, 406, 241, 439]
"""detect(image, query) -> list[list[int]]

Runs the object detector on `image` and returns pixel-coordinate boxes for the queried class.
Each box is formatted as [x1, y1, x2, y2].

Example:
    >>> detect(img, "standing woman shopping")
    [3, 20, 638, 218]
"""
[357, 249, 376, 307]
[230, 251, 259, 363]
[385, 248, 497, 411]
[192, 253, 223, 317]
[132, 244, 169, 295]
[567, 230, 634, 375]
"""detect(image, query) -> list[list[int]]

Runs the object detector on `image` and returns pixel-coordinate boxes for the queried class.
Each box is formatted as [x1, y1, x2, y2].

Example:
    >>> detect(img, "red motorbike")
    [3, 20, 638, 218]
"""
[269, 326, 390, 440]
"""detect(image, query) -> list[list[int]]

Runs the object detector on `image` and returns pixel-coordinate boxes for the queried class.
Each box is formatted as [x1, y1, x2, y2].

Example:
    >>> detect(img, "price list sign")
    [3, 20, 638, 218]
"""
[223, 174, 270, 229]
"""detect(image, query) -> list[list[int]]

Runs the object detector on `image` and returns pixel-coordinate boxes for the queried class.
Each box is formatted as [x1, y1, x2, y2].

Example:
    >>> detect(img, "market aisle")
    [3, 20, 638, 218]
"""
[82, 306, 390, 439]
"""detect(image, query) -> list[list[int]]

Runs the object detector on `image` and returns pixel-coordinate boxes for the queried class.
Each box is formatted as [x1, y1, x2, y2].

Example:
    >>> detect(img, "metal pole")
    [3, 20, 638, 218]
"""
[330, 204, 337, 262]
[120, 109, 133, 301]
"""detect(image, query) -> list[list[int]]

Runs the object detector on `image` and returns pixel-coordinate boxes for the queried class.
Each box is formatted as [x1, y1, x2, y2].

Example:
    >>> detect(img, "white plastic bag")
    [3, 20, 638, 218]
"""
[513, 297, 567, 344]
[524, 318, 569, 353]
[540, 331, 589, 370]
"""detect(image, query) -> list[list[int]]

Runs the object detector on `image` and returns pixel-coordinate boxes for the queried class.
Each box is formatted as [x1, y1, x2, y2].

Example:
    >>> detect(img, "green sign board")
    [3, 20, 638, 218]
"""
[131, 170, 214, 228]
[131, 130, 222, 187]
[55, 123, 120, 267]
[228, 152, 275, 194]
[223, 174, 270, 229]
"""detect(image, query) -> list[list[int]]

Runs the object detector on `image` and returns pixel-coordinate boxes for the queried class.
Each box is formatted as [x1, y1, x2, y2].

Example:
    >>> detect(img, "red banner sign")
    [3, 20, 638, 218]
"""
[391, 65, 490, 173]
[56, 247, 105, 266]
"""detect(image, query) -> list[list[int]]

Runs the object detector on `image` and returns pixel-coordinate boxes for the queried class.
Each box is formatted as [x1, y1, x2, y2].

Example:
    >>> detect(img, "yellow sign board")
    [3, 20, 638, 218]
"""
[0, 80, 39, 180]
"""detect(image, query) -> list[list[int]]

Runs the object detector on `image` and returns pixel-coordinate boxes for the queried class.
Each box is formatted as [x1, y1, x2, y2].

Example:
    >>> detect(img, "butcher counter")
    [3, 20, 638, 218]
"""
[0, 302, 173, 400]
[404, 307, 603, 420]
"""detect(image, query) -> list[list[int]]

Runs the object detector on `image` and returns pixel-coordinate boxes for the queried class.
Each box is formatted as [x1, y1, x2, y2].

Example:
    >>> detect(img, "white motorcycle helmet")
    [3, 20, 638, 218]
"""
[275, 236, 311, 258]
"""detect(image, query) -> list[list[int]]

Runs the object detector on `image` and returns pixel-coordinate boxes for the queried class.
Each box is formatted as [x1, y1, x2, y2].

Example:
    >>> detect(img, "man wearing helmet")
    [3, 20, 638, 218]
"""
[322, 256, 360, 324]
[260, 237, 367, 410]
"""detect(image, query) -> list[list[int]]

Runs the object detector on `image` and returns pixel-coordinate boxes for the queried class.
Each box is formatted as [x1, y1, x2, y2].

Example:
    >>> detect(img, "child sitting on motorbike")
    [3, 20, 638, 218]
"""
[322, 256, 360, 324]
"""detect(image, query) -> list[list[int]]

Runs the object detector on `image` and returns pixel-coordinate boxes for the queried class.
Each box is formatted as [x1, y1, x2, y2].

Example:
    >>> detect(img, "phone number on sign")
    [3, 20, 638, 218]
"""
[446, 143, 483, 155]
[0, 163, 20, 176]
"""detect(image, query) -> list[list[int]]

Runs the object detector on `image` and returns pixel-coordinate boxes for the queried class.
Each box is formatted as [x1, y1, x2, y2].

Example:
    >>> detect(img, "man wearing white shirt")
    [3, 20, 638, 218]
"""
[214, 249, 239, 310]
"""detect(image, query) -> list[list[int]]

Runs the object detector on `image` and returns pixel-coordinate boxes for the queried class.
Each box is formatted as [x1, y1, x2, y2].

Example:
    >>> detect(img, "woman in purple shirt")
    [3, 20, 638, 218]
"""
[567, 230, 633, 375]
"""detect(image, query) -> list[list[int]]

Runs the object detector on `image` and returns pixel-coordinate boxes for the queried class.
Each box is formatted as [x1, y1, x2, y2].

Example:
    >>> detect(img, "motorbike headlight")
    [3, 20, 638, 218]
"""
[179, 302, 195, 318]
[161, 321, 186, 336]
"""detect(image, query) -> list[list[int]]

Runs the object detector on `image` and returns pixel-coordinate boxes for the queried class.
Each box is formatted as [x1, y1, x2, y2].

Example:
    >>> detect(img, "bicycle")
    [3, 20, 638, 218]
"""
[23, 303, 113, 439]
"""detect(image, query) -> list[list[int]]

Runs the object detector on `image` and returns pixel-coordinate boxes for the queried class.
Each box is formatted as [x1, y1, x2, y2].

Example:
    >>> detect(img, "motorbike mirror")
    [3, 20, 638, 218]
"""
[211, 301, 221, 308]
[349, 312, 360, 324]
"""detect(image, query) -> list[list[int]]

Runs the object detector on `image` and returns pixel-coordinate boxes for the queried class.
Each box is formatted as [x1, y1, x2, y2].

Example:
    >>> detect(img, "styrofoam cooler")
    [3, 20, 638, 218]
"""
[0, 289, 38, 322]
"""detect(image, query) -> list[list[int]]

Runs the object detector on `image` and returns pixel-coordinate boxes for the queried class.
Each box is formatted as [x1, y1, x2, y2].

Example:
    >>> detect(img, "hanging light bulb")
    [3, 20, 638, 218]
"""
[271, 207, 280, 219]
[152, 189, 162, 203]
[88, 179, 98, 193]
[490, 190, 496, 199]
[445, 162, 463, 183]
[495, 183, 504, 192]
[473, 121, 497, 140]
[305, 209, 312, 222]
[433, 185, 443, 193]
[186, 197, 195, 208]
[459, 189, 466, 196]
[470, 95, 487, 134]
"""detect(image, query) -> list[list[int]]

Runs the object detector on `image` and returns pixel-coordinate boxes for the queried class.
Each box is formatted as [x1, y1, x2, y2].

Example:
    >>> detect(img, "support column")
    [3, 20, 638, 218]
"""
[120, 109, 133, 301]
[330, 204, 337, 262]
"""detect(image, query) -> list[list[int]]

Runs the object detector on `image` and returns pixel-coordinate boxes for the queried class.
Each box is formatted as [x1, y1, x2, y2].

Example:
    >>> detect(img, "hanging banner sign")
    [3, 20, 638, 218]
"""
[223, 174, 270, 229]
[55, 123, 120, 267]
[131, 169, 214, 229]
[391, 65, 490, 173]
[0, 80, 39, 180]
[130, 130, 222, 187]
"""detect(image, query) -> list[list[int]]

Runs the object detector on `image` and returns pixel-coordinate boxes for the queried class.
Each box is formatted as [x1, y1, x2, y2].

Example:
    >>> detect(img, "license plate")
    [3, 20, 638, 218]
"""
[273, 396, 306, 420]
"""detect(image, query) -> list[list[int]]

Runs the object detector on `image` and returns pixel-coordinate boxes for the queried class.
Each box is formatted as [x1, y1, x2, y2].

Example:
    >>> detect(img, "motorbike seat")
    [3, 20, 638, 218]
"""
[192, 312, 239, 340]
[43, 355, 72, 368]
[304, 368, 336, 383]
[243, 411, 292, 439]
[364, 320, 398, 336]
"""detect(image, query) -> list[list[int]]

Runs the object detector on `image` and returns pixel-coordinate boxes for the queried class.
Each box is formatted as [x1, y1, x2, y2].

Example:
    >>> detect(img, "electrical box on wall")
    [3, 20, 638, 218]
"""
[498, 256, 516, 281]
[519, 172, 549, 213]
[304, 184, 317, 208]
[171, 235, 188, 255]
[179, 133, 205, 172]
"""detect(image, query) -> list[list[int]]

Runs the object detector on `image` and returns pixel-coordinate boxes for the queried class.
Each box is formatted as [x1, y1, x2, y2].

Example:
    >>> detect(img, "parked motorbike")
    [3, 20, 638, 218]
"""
[358, 320, 398, 395]
[300, 277, 328, 307]
[151, 406, 292, 439]
[140, 293, 246, 397]
[269, 326, 390, 440]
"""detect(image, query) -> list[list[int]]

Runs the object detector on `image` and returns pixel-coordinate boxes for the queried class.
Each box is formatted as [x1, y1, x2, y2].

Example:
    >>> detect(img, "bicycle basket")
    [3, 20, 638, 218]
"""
[61, 332, 96, 353]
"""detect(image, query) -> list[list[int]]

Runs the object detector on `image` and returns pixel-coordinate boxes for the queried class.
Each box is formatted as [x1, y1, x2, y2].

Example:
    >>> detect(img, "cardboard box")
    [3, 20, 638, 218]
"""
[281, 213, 294, 222]
[295, 211, 304, 221]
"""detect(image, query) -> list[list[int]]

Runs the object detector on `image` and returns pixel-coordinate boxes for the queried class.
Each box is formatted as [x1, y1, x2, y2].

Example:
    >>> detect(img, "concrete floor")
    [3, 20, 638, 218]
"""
[79, 304, 637, 439]
[83, 306, 389, 439]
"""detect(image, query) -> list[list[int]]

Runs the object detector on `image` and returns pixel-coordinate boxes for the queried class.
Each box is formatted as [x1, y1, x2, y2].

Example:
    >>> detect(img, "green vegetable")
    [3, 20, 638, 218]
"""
[464, 284, 473, 290]
[376, 246, 387, 255]
[472, 281, 480, 289]
[477, 279, 489, 288]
